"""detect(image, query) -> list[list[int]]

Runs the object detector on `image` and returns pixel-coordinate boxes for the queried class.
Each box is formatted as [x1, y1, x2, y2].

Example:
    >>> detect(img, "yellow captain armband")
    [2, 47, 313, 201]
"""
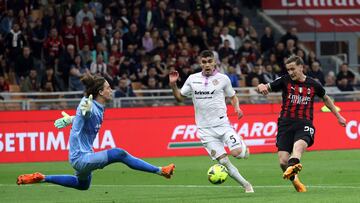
[321, 105, 341, 112]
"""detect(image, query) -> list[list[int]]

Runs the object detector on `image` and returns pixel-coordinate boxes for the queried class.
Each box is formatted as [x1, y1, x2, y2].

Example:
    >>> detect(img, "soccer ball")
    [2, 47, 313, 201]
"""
[207, 164, 228, 184]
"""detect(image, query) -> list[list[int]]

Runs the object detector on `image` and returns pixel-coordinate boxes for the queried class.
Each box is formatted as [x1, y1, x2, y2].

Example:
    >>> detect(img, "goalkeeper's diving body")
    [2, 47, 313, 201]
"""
[17, 74, 175, 189]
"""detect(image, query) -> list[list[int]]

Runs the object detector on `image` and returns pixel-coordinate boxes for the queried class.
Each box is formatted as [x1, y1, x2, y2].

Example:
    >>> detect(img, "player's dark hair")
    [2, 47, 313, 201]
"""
[285, 55, 304, 65]
[81, 74, 106, 97]
[200, 50, 214, 58]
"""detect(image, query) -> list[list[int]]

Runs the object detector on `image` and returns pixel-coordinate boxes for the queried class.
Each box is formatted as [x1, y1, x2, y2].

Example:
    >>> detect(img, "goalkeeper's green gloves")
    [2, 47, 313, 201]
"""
[80, 94, 93, 116]
[54, 111, 75, 129]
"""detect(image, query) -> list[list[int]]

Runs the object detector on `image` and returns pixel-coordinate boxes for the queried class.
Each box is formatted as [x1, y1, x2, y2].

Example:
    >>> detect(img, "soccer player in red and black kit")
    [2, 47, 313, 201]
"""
[256, 55, 346, 192]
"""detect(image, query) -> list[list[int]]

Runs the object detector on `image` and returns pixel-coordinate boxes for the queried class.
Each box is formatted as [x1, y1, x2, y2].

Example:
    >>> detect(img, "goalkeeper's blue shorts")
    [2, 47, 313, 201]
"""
[71, 150, 109, 179]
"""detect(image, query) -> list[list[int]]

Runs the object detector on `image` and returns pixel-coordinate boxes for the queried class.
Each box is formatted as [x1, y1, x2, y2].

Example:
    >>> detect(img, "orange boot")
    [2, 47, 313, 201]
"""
[292, 176, 307, 192]
[283, 163, 302, 179]
[17, 172, 45, 185]
[161, 164, 175, 179]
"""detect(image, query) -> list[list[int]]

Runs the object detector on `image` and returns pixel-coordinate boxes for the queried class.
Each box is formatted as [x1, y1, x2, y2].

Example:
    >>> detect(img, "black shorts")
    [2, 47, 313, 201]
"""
[276, 118, 316, 153]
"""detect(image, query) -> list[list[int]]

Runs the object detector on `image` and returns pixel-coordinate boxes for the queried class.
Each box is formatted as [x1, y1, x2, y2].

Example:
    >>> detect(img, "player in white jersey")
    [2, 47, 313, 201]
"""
[169, 50, 254, 193]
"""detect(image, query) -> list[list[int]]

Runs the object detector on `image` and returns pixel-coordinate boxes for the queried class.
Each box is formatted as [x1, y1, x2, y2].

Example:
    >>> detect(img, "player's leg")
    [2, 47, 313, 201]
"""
[17, 172, 92, 190]
[291, 122, 315, 162]
[222, 128, 253, 192]
[276, 119, 301, 179]
[105, 148, 175, 178]
[199, 127, 253, 193]
[224, 130, 249, 159]
[282, 147, 305, 179]
[43, 173, 92, 190]
[278, 151, 306, 192]
[285, 140, 307, 192]
[276, 119, 293, 172]
[217, 154, 254, 193]
[283, 122, 314, 192]
[278, 151, 290, 172]
[283, 122, 314, 180]
[289, 139, 308, 163]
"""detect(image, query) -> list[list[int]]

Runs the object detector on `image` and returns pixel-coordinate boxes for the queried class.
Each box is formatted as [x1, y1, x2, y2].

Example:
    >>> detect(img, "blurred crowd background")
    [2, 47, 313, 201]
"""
[0, 0, 359, 101]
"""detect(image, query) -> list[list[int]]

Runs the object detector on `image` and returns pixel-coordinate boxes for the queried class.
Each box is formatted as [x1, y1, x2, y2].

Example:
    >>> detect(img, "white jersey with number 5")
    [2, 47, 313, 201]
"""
[180, 71, 235, 128]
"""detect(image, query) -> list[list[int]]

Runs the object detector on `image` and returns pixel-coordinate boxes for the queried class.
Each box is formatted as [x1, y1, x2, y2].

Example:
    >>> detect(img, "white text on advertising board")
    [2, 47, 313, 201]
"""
[346, 120, 360, 139]
[0, 130, 115, 152]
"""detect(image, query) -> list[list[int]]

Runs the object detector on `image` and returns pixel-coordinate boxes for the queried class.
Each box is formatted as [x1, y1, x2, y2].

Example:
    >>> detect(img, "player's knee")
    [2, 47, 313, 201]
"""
[77, 179, 91, 190]
[231, 148, 245, 159]
[108, 148, 128, 162]
[230, 149, 241, 158]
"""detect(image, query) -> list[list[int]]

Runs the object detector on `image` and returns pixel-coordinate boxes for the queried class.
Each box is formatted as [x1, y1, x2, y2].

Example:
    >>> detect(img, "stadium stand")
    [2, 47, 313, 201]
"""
[0, 0, 359, 110]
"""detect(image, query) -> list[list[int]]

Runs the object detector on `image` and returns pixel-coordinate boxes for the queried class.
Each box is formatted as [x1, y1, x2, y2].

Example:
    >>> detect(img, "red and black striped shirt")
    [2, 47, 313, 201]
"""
[270, 75, 326, 121]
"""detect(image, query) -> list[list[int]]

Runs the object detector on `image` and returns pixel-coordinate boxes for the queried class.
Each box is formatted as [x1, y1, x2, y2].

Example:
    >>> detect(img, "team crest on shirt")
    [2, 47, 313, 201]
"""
[307, 88, 311, 95]
[299, 87, 303, 93]
[212, 79, 219, 86]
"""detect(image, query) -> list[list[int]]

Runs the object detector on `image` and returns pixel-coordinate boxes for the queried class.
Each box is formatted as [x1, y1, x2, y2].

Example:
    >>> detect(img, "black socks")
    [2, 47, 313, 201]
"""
[287, 158, 300, 181]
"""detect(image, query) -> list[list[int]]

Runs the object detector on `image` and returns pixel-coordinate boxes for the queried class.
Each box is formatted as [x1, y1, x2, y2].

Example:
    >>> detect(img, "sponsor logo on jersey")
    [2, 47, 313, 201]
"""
[194, 90, 215, 95]
[288, 93, 311, 104]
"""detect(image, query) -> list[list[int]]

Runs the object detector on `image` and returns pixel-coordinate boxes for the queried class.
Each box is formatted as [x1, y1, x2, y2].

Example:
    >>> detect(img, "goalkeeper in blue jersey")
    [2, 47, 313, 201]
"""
[17, 74, 175, 189]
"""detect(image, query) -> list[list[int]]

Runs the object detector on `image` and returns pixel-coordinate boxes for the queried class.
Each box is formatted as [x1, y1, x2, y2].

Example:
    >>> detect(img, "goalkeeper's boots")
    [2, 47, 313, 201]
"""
[17, 172, 45, 185]
[283, 163, 302, 179]
[161, 163, 175, 179]
[292, 176, 307, 192]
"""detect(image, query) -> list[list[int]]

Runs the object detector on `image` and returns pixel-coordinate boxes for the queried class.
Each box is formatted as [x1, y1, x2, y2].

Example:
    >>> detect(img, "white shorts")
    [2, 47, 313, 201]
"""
[198, 124, 245, 160]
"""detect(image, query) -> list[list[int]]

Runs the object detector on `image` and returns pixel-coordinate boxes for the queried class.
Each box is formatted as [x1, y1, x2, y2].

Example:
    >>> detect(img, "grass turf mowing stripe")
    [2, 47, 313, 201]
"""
[6, 184, 360, 189]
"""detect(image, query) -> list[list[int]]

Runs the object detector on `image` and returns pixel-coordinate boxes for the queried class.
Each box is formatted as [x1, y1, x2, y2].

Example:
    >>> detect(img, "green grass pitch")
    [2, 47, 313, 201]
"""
[1, 150, 360, 203]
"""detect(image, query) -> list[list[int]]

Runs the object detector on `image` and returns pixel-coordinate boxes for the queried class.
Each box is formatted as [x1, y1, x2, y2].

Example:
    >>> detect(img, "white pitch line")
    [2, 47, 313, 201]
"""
[2, 184, 360, 189]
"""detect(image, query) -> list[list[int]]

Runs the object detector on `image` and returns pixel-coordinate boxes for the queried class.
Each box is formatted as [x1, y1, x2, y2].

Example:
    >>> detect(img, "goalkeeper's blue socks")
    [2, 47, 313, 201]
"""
[45, 148, 160, 190]
[107, 148, 161, 174]
[45, 175, 91, 190]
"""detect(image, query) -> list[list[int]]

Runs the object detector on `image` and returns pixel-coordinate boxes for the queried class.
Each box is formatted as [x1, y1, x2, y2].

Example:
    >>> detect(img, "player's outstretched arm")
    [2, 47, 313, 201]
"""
[54, 111, 75, 129]
[80, 94, 93, 116]
[256, 83, 270, 96]
[322, 95, 346, 127]
[169, 71, 185, 102]
[230, 95, 243, 119]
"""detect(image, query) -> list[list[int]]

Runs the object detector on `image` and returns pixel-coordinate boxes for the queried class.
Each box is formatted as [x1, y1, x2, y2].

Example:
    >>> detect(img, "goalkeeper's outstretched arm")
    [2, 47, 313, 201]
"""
[54, 94, 93, 129]
[54, 111, 75, 129]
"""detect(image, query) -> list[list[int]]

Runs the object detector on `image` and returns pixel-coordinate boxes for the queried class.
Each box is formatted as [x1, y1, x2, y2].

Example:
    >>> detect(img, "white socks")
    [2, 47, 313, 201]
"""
[236, 139, 247, 159]
[218, 156, 249, 187]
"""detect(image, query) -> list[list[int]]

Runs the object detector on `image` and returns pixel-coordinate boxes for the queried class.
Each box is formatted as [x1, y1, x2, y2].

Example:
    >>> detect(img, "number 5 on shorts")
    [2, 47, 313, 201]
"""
[230, 135, 237, 144]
